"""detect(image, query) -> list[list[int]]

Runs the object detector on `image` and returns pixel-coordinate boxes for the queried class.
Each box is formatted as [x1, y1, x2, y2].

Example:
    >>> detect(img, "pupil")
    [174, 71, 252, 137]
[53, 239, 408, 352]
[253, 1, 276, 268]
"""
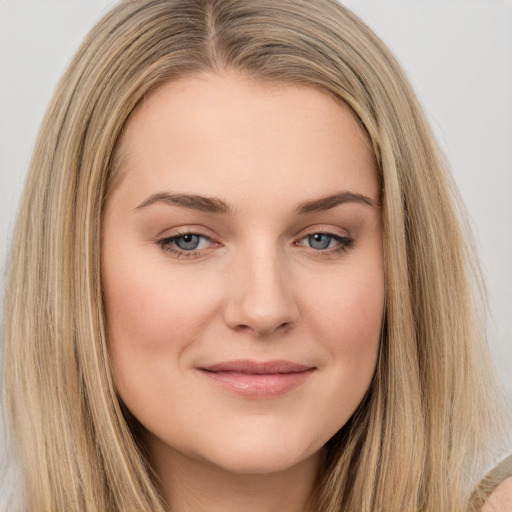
[309, 233, 331, 250]
[176, 234, 200, 250]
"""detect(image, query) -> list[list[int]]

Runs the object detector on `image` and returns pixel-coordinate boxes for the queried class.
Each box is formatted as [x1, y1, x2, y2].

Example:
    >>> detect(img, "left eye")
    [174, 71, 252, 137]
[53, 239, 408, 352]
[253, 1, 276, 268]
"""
[298, 233, 352, 251]
[307, 233, 334, 250]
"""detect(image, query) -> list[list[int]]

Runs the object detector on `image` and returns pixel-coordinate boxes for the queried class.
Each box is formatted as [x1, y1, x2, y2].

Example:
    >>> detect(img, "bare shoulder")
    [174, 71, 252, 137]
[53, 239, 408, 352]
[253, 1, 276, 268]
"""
[481, 476, 512, 512]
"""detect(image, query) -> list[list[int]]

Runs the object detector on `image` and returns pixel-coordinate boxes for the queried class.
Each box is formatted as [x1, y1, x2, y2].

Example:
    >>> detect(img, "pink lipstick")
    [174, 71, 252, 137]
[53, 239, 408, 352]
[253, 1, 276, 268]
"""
[198, 359, 315, 398]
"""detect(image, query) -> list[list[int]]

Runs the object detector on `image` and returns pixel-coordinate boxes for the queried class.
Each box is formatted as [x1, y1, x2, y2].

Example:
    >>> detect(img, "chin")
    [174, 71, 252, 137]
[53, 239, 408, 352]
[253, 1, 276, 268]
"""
[194, 431, 323, 476]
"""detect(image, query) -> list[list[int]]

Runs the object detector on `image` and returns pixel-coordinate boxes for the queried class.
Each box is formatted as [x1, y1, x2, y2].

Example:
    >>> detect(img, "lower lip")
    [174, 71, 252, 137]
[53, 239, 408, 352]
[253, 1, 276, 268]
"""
[199, 369, 315, 398]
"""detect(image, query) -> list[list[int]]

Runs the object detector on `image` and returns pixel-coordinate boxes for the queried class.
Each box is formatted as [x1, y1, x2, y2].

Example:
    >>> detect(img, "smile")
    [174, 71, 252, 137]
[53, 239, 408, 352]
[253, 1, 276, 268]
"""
[197, 359, 316, 399]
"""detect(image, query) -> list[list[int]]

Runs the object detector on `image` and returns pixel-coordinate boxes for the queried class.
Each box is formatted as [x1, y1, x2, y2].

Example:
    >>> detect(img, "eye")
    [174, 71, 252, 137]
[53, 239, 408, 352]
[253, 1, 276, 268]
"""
[157, 232, 215, 258]
[296, 232, 353, 253]
[173, 233, 203, 250]
[307, 233, 335, 250]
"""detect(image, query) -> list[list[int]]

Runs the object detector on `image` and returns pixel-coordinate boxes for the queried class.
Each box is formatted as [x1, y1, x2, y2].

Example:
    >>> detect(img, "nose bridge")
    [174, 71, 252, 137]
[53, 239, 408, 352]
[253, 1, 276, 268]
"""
[224, 242, 298, 336]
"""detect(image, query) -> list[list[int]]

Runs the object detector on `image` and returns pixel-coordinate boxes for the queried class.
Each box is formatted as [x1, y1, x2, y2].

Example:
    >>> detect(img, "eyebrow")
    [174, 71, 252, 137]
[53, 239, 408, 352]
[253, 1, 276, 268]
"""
[295, 191, 379, 214]
[135, 192, 233, 214]
[135, 190, 378, 215]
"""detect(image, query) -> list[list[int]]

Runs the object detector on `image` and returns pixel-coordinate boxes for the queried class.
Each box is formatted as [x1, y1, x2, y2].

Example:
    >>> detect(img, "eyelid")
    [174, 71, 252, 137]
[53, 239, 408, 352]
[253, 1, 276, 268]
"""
[295, 232, 353, 248]
[156, 227, 222, 259]
[155, 224, 354, 259]
[154, 224, 220, 241]
[292, 225, 354, 255]
[293, 223, 351, 240]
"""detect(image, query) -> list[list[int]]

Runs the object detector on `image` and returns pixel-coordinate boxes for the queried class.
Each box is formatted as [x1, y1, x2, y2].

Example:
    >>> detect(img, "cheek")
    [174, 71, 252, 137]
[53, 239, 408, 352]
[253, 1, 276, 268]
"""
[301, 259, 384, 422]
[305, 256, 384, 352]
[102, 245, 219, 399]
[103, 242, 217, 342]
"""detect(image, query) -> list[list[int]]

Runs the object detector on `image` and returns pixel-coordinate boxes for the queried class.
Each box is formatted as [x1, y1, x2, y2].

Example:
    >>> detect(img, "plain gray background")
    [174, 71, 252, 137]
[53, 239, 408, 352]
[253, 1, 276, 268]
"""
[1, 0, 511, 501]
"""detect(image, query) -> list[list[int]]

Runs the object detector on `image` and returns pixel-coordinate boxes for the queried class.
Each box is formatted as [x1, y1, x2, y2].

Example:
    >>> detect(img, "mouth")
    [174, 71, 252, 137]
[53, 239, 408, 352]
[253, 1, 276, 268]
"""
[197, 359, 316, 398]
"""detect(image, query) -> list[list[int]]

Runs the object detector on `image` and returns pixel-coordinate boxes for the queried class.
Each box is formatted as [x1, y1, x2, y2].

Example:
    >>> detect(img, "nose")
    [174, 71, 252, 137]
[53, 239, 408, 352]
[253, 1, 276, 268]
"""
[223, 250, 299, 337]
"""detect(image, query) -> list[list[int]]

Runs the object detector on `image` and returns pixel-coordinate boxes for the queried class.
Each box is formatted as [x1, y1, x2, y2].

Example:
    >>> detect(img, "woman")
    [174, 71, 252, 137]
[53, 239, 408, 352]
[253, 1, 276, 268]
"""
[2, 0, 510, 510]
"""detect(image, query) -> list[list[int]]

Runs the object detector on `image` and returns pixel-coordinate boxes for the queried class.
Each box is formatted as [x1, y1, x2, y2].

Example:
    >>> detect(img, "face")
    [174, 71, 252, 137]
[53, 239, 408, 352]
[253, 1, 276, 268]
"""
[102, 71, 384, 476]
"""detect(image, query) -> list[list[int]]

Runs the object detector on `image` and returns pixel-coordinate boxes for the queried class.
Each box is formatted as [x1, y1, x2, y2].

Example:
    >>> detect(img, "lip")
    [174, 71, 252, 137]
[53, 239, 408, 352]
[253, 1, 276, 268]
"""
[197, 359, 316, 398]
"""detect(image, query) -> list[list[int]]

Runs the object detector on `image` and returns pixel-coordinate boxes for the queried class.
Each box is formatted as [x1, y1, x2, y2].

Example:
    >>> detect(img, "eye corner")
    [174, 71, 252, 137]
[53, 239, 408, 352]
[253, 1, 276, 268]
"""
[294, 230, 354, 256]
[156, 230, 222, 260]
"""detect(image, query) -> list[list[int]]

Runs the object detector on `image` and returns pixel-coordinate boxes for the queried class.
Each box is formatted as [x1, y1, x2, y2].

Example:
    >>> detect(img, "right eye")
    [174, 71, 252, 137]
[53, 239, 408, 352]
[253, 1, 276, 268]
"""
[157, 232, 216, 258]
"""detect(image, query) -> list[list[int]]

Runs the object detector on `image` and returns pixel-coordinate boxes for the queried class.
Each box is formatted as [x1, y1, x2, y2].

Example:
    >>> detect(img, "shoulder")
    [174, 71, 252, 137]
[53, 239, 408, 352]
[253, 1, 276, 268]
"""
[481, 476, 512, 512]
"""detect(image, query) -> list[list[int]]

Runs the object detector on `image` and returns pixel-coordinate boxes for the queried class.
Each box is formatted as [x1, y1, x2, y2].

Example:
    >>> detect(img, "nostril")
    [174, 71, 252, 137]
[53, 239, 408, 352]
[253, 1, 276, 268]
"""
[231, 319, 295, 338]
[222, 263, 300, 336]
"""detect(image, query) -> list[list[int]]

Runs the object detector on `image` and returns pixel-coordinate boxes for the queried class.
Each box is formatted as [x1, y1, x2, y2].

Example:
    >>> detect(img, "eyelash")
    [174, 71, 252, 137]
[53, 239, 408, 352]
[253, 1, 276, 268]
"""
[156, 231, 354, 259]
[157, 232, 216, 260]
[295, 233, 353, 255]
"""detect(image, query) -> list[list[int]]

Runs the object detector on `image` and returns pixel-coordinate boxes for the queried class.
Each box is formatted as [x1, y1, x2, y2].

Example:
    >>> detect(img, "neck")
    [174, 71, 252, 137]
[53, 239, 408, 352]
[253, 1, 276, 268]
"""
[147, 439, 322, 512]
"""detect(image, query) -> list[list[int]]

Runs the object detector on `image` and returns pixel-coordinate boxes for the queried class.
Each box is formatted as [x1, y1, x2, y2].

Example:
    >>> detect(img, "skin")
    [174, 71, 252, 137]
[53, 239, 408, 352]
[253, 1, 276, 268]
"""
[482, 477, 512, 512]
[102, 71, 384, 512]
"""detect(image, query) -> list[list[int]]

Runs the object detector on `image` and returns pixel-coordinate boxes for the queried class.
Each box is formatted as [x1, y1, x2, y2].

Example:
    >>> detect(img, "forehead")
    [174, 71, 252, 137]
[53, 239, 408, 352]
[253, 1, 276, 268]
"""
[113, 71, 379, 207]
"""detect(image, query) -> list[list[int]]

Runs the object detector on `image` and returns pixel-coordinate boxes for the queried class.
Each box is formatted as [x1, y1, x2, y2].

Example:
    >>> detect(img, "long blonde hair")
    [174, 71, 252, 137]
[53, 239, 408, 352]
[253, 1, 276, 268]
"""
[2, 0, 505, 510]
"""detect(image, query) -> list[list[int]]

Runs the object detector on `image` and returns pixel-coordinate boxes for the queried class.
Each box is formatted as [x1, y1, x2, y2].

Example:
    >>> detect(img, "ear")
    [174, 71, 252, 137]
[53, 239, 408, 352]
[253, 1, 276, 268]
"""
[481, 477, 512, 512]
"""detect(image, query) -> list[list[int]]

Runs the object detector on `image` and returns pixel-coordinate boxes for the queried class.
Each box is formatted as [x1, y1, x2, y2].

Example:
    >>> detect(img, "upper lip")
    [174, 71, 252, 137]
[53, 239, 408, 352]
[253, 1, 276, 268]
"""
[200, 359, 315, 374]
